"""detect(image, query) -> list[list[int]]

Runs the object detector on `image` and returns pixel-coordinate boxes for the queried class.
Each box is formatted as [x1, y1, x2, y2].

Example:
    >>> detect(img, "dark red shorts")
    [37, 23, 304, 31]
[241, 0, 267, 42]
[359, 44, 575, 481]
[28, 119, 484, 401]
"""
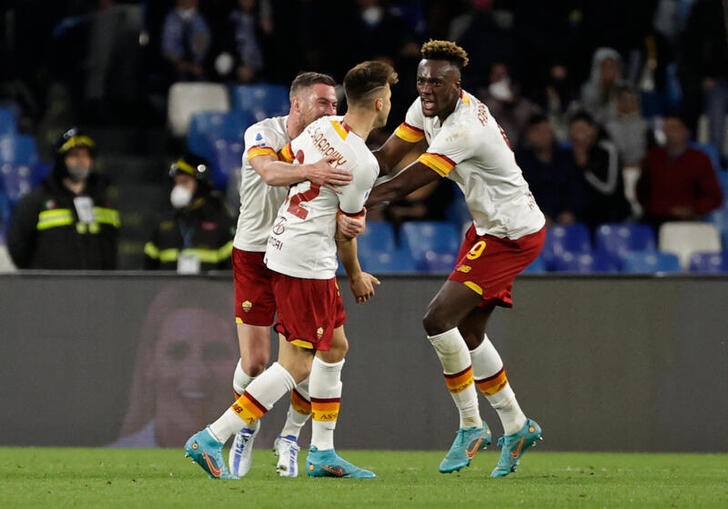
[448, 225, 546, 308]
[271, 272, 346, 351]
[233, 248, 276, 326]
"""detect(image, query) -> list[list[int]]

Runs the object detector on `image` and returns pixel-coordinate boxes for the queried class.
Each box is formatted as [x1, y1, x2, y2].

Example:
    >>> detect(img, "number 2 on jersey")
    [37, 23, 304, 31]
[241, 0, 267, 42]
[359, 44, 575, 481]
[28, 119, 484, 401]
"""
[287, 184, 321, 220]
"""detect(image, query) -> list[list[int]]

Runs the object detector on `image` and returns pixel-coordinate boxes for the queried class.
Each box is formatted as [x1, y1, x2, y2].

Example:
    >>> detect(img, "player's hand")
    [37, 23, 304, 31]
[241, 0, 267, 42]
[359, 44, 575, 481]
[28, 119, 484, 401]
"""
[305, 157, 352, 193]
[337, 209, 366, 239]
[349, 272, 380, 303]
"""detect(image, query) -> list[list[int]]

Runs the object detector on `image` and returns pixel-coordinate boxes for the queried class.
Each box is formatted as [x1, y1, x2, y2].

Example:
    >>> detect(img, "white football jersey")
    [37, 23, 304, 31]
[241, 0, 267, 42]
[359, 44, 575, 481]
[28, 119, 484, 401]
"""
[265, 116, 378, 279]
[233, 115, 291, 252]
[394, 91, 545, 239]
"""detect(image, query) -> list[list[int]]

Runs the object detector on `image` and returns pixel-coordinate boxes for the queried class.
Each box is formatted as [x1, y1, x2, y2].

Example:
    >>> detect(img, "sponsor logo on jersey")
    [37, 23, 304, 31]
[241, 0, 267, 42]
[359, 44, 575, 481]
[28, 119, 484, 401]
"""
[456, 264, 471, 273]
[272, 216, 286, 235]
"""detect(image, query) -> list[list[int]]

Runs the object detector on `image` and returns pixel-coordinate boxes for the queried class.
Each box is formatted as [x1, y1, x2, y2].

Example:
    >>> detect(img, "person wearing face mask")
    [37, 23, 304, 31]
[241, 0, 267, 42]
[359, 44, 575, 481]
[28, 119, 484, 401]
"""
[144, 153, 235, 272]
[7, 128, 120, 270]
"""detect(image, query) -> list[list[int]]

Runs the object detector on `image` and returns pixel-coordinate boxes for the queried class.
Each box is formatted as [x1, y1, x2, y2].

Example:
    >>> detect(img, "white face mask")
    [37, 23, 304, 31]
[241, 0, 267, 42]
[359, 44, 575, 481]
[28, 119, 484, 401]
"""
[176, 7, 196, 21]
[170, 184, 193, 209]
[361, 6, 383, 26]
[67, 166, 91, 182]
[488, 78, 514, 102]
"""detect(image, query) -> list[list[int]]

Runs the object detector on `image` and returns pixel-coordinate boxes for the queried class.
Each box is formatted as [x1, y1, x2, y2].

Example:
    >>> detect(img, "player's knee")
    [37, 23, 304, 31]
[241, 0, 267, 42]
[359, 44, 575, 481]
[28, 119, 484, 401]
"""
[242, 356, 267, 377]
[423, 306, 457, 336]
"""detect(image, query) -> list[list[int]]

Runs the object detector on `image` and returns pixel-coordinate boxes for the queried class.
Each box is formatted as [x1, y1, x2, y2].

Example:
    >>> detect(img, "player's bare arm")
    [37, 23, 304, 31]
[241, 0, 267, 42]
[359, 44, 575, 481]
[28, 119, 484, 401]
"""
[365, 161, 441, 208]
[372, 133, 419, 176]
[250, 154, 353, 190]
[336, 233, 380, 304]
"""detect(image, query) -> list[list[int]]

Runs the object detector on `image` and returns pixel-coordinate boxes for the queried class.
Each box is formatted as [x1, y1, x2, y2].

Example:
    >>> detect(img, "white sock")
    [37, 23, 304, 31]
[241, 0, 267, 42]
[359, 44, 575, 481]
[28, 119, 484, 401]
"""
[209, 362, 295, 443]
[470, 334, 526, 435]
[429, 328, 482, 429]
[232, 359, 256, 396]
[279, 378, 311, 439]
[309, 357, 344, 451]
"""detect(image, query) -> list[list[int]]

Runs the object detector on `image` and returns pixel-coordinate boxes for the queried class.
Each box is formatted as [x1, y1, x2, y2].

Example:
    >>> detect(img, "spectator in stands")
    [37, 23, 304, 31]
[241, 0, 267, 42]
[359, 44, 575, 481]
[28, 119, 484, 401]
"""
[516, 113, 581, 226]
[144, 153, 234, 272]
[161, 0, 211, 83]
[7, 128, 120, 269]
[679, 0, 728, 167]
[478, 62, 538, 148]
[567, 110, 631, 230]
[605, 84, 651, 168]
[214, 0, 265, 84]
[531, 62, 580, 142]
[637, 113, 723, 229]
[580, 47, 626, 126]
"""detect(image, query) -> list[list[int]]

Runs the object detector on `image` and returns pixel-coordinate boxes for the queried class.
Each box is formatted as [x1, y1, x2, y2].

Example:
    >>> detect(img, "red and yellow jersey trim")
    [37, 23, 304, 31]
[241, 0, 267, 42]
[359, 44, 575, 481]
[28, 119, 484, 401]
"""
[460, 90, 470, 105]
[417, 152, 456, 177]
[247, 146, 277, 161]
[338, 208, 365, 218]
[394, 122, 425, 143]
[278, 143, 295, 163]
[331, 120, 350, 140]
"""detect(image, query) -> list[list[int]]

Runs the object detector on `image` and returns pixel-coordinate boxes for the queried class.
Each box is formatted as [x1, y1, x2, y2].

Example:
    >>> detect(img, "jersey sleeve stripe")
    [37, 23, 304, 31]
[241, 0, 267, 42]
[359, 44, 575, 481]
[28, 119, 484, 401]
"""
[394, 122, 425, 143]
[418, 152, 456, 177]
[337, 208, 365, 218]
[248, 146, 277, 160]
[278, 143, 295, 163]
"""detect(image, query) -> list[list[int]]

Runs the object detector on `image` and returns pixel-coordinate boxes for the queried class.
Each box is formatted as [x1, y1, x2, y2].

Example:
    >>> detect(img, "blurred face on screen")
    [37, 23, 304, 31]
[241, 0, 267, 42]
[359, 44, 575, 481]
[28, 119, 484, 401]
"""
[152, 308, 235, 447]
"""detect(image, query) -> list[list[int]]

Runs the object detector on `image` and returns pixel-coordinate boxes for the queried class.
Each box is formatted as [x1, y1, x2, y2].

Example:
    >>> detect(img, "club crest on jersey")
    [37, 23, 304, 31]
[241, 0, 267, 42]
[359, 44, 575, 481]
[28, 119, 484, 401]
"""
[316, 327, 324, 339]
[242, 300, 253, 313]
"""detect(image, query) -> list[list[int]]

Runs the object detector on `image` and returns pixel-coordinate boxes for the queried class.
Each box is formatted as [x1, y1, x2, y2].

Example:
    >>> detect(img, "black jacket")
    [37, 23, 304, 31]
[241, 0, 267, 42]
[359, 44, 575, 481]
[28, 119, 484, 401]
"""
[7, 174, 120, 269]
[144, 194, 234, 271]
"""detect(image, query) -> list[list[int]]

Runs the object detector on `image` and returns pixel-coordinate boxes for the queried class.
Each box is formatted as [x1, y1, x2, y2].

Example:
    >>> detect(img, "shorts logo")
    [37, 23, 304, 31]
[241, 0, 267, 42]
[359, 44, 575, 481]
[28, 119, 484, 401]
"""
[242, 300, 253, 313]
[456, 265, 471, 273]
[316, 327, 324, 339]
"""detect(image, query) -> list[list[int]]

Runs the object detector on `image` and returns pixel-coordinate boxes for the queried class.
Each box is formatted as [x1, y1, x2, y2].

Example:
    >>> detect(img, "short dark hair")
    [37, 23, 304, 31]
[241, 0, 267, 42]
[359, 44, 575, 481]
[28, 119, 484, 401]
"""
[289, 72, 336, 100]
[343, 61, 398, 106]
[421, 40, 469, 69]
[569, 109, 596, 127]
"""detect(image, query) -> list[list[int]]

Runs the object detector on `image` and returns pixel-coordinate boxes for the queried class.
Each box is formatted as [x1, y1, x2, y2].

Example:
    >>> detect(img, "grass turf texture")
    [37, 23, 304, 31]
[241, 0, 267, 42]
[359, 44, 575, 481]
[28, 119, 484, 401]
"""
[1, 448, 727, 508]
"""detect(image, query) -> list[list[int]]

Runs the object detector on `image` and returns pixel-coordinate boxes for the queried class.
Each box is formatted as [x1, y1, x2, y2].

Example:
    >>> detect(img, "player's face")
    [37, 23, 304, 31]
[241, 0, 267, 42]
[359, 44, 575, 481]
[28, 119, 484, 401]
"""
[298, 83, 338, 128]
[153, 308, 234, 447]
[416, 59, 461, 119]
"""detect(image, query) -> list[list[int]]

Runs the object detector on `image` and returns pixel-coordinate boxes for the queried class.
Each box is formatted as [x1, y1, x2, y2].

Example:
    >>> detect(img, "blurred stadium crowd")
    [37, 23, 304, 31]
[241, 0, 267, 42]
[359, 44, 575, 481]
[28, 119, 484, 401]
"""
[1, 0, 727, 273]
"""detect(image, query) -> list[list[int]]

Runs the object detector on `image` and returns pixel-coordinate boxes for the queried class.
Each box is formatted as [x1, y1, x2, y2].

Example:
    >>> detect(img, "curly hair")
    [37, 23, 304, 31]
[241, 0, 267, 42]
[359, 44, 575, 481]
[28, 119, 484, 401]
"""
[421, 40, 469, 68]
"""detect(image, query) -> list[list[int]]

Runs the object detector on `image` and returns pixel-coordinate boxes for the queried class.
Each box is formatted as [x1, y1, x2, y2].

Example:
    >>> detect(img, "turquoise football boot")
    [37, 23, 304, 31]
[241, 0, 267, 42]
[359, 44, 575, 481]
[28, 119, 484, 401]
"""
[439, 423, 492, 473]
[490, 418, 542, 478]
[305, 447, 376, 478]
[184, 427, 237, 479]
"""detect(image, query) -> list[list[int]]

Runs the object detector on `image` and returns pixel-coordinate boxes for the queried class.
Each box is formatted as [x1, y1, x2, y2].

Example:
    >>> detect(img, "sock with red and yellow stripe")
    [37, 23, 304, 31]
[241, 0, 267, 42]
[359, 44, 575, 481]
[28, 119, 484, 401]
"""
[279, 378, 311, 439]
[209, 362, 295, 443]
[429, 328, 483, 429]
[309, 357, 343, 451]
[470, 334, 526, 435]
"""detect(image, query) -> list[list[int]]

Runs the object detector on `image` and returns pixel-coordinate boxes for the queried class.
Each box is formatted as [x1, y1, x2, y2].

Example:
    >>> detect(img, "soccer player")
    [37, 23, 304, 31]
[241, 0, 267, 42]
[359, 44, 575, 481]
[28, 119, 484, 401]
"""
[228, 72, 366, 478]
[366, 40, 545, 478]
[185, 60, 398, 479]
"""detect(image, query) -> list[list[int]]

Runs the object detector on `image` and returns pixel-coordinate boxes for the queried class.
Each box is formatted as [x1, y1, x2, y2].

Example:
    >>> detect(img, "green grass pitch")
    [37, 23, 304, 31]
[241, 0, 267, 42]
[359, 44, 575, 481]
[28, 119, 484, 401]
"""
[1, 448, 727, 508]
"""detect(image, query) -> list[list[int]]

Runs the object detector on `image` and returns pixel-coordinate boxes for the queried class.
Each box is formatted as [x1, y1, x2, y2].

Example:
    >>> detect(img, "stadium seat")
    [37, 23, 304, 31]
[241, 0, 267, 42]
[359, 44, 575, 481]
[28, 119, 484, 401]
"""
[541, 222, 592, 270]
[357, 221, 397, 257]
[360, 247, 417, 273]
[445, 192, 471, 227]
[658, 222, 722, 269]
[707, 204, 728, 235]
[521, 255, 546, 274]
[621, 251, 681, 274]
[594, 222, 656, 269]
[230, 84, 289, 122]
[0, 107, 17, 136]
[551, 251, 617, 273]
[209, 139, 244, 191]
[688, 251, 728, 273]
[186, 111, 227, 161]
[167, 82, 229, 137]
[400, 221, 461, 271]
[0, 134, 39, 165]
[223, 110, 256, 142]
[691, 142, 723, 172]
[0, 163, 35, 205]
